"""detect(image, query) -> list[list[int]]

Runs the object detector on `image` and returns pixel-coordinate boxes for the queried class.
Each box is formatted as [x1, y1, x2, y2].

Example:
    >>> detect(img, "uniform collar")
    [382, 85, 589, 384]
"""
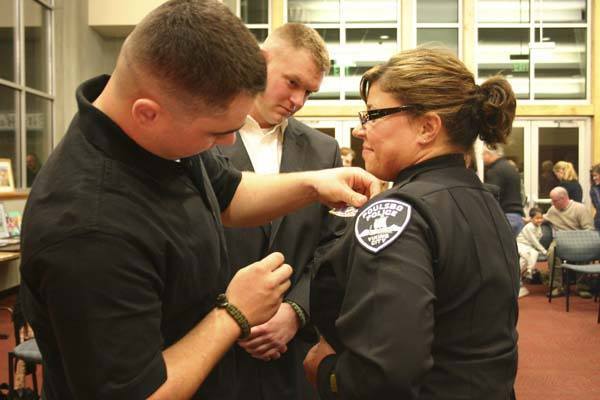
[76, 75, 184, 180]
[393, 153, 466, 186]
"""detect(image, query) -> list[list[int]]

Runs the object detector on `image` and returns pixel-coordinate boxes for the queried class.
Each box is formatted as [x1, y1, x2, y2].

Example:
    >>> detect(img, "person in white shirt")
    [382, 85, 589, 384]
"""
[516, 207, 547, 289]
[214, 23, 344, 400]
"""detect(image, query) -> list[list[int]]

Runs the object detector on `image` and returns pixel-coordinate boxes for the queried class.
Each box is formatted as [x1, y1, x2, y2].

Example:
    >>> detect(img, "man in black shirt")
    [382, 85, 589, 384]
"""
[19, 2, 379, 399]
[483, 147, 525, 236]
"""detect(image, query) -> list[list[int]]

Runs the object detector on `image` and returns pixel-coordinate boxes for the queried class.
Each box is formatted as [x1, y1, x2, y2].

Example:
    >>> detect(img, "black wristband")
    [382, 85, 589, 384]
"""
[216, 293, 251, 339]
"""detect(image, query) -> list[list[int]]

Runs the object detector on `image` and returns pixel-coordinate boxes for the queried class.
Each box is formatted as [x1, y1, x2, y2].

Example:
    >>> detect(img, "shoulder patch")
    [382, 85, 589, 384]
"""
[354, 199, 412, 253]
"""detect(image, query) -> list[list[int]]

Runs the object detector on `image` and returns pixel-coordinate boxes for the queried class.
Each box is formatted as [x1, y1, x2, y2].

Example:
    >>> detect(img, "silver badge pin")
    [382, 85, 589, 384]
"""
[329, 206, 359, 218]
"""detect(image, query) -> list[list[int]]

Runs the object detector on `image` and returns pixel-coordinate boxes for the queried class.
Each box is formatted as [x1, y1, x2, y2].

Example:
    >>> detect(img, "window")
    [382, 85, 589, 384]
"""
[0, 0, 54, 188]
[223, 0, 270, 43]
[416, 0, 461, 56]
[286, 0, 460, 102]
[287, 0, 400, 101]
[476, 0, 589, 101]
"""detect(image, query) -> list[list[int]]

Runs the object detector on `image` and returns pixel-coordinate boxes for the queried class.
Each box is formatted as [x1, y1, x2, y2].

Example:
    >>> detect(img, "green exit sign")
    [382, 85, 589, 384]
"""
[512, 62, 529, 73]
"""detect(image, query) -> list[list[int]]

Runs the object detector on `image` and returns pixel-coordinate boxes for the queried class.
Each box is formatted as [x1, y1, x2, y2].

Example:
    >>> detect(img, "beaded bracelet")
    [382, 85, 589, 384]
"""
[216, 293, 251, 339]
[284, 300, 307, 328]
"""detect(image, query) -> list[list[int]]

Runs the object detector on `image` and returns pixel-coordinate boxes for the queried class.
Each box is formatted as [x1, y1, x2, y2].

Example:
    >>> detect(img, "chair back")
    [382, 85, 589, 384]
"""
[539, 222, 554, 249]
[555, 230, 600, 263]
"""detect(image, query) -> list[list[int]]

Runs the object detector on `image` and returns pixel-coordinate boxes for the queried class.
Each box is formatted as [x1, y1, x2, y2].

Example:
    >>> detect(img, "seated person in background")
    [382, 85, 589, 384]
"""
[553, 160, 583, 202]
[340, 147, 355, 167]
[516, 207, 547, 282]
[544, 187, 594, 298]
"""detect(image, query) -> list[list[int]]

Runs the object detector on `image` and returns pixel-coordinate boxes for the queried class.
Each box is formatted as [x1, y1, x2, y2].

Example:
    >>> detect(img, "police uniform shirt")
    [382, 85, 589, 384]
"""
[20, 75, 242, 400]
[312, 154, 519, 400]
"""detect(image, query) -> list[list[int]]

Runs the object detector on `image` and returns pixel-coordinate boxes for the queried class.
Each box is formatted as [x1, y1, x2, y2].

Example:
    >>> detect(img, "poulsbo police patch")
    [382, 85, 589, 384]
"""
[354, 199, 412, 253]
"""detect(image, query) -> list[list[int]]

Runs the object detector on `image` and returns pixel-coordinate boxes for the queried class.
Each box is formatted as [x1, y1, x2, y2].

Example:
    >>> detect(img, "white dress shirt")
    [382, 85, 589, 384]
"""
[239, 116, 288, 174]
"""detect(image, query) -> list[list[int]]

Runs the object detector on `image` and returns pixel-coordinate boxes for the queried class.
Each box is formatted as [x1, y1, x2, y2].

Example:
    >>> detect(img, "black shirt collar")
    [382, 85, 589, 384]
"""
[76, 75, 184, 179]
[393, 153, 466, 186]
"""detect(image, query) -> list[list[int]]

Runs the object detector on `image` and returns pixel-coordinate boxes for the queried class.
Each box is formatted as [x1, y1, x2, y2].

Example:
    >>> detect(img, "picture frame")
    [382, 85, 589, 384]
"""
[0, 203, 9, 239]
[6, 210, 22, 237]
[0, 159, 14, 193]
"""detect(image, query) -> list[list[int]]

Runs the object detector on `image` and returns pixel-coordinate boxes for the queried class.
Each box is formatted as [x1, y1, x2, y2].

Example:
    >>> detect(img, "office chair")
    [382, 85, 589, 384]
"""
[0, 306, 42, 398]
[552, 230, 600, 323]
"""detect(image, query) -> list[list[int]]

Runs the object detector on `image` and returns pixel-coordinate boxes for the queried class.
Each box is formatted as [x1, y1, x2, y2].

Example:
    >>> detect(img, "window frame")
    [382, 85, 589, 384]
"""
[0, 0, 55, 189]
[475, 0, 591, 104]
[414, 0, 463, 59]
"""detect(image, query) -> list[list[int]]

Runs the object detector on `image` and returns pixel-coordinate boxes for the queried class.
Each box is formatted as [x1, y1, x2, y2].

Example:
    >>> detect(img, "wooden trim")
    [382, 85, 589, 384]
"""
[400, 0, 414, 49]
[516, 105, 594, 117]
[271, 0, 284, 29]
[593, 0, 599, 163]
[296, 104, 363, 118]
[297, 104, 594, 118]
[0, 253, 19, 263]
[0, 191, 29, 201]
[462, 0, 475, 71]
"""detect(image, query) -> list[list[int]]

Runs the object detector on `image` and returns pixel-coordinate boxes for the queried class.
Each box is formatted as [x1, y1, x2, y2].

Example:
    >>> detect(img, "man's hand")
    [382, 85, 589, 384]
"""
[237, 302, 300, 361]
[226, 252, 292, 327]
[309, 167, 381, 209]
[303, 336, 336, 387]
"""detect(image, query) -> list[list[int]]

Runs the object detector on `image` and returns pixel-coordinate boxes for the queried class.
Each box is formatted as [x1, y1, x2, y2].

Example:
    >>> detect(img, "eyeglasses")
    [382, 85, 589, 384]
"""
[358, 105, 422, 128]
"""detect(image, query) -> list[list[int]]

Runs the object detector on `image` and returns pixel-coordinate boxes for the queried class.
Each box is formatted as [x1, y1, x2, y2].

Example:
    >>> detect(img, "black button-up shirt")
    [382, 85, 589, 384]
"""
[20, 75, 242, 399]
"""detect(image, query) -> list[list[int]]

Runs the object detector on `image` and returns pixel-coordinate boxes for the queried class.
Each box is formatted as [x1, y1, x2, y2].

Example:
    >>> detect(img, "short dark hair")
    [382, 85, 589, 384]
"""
[528, 207, 543, 218]
[127, 0, 266, 110]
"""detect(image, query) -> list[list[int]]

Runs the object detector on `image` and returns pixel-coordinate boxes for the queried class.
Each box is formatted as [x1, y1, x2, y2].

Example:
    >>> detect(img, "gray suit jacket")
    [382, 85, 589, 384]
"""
[214, 117, 345, 400]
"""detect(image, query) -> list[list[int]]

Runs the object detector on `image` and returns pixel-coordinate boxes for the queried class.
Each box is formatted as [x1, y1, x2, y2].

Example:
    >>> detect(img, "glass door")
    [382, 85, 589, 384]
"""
[531, 119, 590, 207]
[480, 119, 590, 211]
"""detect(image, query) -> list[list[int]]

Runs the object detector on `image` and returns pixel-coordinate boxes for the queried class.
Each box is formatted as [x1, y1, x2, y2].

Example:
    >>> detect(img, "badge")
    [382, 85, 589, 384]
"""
[329, 206, 358, 218]
[354, 199, 411, 253]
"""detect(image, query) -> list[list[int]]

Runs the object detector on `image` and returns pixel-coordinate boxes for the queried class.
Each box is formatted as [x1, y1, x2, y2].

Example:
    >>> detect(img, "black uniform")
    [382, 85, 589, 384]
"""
[312, 154, 519, 400]
[20, 75, 242, 399]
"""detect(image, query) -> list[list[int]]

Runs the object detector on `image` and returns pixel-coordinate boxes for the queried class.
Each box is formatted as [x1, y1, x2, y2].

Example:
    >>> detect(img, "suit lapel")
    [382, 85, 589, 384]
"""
[217, 132, 254, 172]
[269, 121, 306, 249]
[217, 133, 273, 238]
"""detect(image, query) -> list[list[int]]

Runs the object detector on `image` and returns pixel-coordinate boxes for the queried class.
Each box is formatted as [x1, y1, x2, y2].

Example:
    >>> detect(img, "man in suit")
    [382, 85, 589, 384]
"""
[214, 23, 343, 400]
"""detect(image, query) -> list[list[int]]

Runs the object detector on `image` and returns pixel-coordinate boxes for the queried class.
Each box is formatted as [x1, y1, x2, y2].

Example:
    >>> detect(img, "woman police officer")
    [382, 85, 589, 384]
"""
[303, 48, 519, 400]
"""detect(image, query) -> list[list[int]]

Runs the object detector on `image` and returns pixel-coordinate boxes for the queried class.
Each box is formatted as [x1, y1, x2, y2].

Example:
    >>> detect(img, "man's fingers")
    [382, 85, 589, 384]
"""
[347, 188, 368, 208]
[276, 280, 291, 297]
[257, 252, 285, 271]
[239, 334, 272, 350]
[271, 263, 293, 285]
[368, 177, 382, 198]
[250, 342, 277, 356]
[251, 344, 287, 359]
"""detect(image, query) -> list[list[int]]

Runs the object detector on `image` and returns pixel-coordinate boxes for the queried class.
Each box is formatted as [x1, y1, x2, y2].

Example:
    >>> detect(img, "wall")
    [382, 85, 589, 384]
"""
[54, 0, 122, 142]
[0, 0, 123, 291]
